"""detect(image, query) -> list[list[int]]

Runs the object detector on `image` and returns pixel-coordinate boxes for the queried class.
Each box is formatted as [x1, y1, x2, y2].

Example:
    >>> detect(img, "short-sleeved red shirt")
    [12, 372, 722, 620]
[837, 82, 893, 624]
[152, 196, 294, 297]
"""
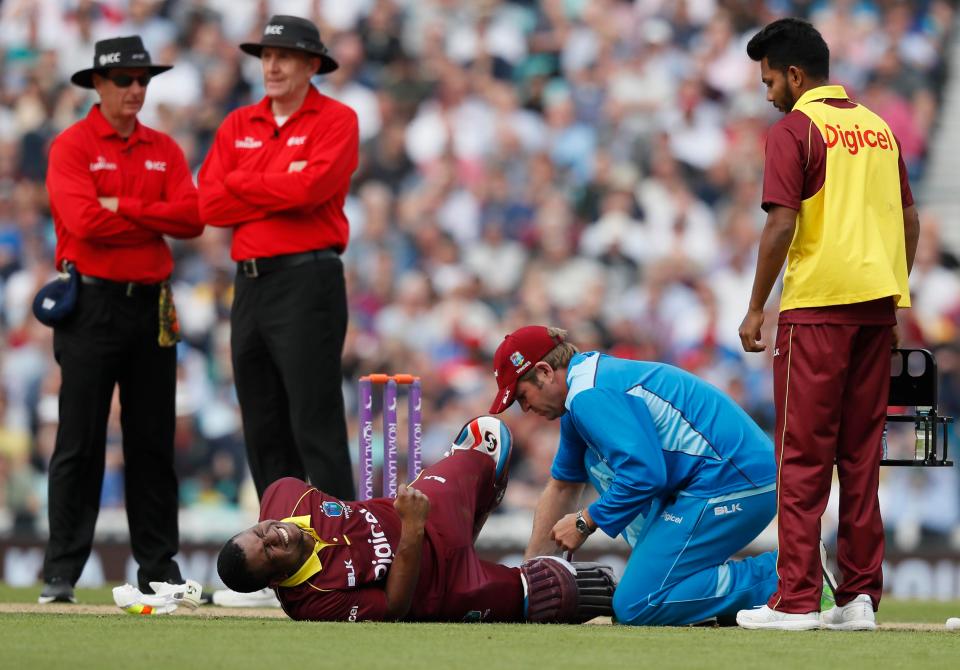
[263, 451, 524, 623]
[762, 96, 911, 325]
[259, 478, 405, 621]
[761, 99, 914, 213]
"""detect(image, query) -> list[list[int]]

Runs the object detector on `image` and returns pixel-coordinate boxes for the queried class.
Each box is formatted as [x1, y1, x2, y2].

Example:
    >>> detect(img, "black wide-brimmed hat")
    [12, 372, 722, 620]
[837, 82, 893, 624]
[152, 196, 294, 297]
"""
[70, 36, 172, 88]
[240, 15, 338, 74]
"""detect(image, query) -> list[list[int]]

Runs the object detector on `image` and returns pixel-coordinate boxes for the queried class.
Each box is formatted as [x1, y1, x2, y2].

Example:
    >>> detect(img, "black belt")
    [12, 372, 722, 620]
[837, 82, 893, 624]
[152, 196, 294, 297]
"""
[237, 249, 339, 278]
[79, 274, 162, 297]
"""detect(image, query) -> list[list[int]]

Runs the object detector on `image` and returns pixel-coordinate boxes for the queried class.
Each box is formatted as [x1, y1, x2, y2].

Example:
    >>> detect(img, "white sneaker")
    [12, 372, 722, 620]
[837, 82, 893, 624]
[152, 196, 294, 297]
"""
[737, 605, 821, 631]
[820, 594, 876, 631]
[211, 587, 280, 608]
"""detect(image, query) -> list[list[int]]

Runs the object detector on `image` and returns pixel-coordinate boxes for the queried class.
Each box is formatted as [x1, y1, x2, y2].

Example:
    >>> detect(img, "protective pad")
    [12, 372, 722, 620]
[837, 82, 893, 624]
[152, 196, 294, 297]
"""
[112, 579, 204, 615]
[520, 556, 578, 623]
[570, 562, 617, 621]
[112, 584, 178, 615]
[149, 580, 203, 609]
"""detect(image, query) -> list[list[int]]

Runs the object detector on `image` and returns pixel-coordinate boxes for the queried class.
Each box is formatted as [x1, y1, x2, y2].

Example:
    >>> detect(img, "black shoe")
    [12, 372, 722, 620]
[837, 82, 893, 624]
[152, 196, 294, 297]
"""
[38, 578, 76, 604]
[688, 615, 738, 627]
[716, 613, 739, 627]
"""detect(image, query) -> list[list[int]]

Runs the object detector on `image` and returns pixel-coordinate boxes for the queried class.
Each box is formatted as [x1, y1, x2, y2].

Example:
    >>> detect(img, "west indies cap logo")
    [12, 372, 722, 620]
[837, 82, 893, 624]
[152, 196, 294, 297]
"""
[322, 501, 344, 517]
[489, 326, 563, 414]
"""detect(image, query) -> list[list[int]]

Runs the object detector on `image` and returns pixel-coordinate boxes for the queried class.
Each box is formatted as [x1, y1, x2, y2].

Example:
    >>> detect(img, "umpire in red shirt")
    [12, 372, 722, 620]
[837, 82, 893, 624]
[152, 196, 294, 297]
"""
[198, 16, 359, 500]
[40, 36, 203, 604]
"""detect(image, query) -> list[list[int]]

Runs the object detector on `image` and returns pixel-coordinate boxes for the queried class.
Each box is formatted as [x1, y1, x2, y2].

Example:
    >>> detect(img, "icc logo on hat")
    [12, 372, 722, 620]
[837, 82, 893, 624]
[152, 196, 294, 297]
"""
[510, 351, 525, 367]
[239, 15, 339, 74]
[71, 36, 172, 89]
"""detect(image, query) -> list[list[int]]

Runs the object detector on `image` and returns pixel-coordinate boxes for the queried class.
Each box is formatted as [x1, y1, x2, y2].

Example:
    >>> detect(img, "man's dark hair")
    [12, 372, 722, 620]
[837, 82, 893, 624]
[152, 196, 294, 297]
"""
[217, 536, 269, 593]
[746, 18, 829, 80]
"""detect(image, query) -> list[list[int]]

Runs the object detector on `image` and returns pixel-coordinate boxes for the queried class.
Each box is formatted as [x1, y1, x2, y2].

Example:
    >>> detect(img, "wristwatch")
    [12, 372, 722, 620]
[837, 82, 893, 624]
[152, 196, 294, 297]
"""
[575, 509, 596, 536]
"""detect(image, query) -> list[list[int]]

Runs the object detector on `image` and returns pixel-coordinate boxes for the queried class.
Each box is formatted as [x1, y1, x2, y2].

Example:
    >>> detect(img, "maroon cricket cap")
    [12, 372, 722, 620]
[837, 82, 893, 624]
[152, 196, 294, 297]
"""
[489, 326, 564, 414]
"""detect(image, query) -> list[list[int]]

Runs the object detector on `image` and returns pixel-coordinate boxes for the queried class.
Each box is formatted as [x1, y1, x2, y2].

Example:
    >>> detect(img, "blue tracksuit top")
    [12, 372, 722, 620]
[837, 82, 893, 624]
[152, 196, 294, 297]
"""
[551, 352, 775, 540]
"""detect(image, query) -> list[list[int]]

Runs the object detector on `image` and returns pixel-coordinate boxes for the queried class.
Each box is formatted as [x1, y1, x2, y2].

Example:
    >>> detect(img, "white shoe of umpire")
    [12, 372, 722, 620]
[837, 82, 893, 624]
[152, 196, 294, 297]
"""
[211, 587, 280, 608]
[736, 605, 821, 631]
[820, 594, 877, 631]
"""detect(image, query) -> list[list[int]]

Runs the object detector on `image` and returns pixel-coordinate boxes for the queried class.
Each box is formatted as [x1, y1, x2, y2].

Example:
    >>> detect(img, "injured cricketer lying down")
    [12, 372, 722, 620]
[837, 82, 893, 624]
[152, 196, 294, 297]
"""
[216, 416, 617, 623]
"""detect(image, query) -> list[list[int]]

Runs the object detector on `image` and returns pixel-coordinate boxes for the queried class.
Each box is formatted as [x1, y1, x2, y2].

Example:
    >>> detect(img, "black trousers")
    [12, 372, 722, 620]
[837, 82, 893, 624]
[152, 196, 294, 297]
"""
[45, 282, 182, 592]
[231, 256, 355, 500]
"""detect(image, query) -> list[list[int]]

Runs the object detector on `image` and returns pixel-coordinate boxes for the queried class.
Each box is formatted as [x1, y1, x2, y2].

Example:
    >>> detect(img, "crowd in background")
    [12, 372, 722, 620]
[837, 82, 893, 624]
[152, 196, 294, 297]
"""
[0, 0, 958, 550]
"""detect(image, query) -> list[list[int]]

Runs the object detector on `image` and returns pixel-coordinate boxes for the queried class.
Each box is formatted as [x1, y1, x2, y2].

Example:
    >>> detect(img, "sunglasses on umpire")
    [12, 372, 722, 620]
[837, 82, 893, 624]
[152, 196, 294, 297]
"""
[106, 73, 151, 87]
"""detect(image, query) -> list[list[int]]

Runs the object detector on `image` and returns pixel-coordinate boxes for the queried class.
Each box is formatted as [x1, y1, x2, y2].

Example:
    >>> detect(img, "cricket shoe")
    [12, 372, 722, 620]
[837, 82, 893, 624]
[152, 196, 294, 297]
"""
[736, 605, 821, 631]
[688, 614, 739, 627]
[820, 594, 876, 631]
[449, 415, 513, 494]
[38, 577, 76, 604]
[450, 416, 514, 540]
[211, 587, 281, 608]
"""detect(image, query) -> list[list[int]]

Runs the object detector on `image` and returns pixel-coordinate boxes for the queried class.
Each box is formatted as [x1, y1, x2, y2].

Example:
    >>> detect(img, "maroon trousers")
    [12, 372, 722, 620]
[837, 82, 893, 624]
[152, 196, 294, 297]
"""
[768, 310, 893, 613]
[408, 450, 524, 622]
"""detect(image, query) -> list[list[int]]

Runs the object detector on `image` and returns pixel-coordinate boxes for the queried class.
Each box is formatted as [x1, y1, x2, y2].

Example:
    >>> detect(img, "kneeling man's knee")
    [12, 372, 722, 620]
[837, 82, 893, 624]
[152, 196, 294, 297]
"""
[613, 587, 650, 625]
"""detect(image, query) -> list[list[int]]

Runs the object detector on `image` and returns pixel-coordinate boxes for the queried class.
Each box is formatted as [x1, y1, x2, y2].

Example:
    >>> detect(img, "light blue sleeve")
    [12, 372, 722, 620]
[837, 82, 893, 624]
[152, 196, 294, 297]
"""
[567, 388, 667, 538]
[550, 413, 589, 483]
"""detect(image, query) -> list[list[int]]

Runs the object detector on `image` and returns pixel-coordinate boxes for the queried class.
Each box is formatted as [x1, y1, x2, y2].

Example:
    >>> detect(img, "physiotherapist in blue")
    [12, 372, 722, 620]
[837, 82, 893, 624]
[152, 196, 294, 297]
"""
[489, 325, 779, 626]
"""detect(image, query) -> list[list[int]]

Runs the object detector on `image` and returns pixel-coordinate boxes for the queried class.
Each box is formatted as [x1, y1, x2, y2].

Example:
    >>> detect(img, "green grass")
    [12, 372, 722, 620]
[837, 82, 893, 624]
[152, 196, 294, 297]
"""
[3, 584, 117, 605]
[1, 587, 959, 670]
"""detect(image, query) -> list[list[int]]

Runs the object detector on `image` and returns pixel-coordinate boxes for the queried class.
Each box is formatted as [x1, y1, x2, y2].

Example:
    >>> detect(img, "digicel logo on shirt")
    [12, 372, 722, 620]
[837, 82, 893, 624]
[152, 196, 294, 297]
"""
[824, 123, 894, 155]
[360, 507, 394, 579]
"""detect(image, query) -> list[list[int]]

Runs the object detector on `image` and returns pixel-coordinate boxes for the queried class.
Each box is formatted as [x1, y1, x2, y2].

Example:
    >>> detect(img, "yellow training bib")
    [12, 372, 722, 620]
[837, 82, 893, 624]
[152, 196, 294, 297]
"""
[780, 85, 910, 311]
